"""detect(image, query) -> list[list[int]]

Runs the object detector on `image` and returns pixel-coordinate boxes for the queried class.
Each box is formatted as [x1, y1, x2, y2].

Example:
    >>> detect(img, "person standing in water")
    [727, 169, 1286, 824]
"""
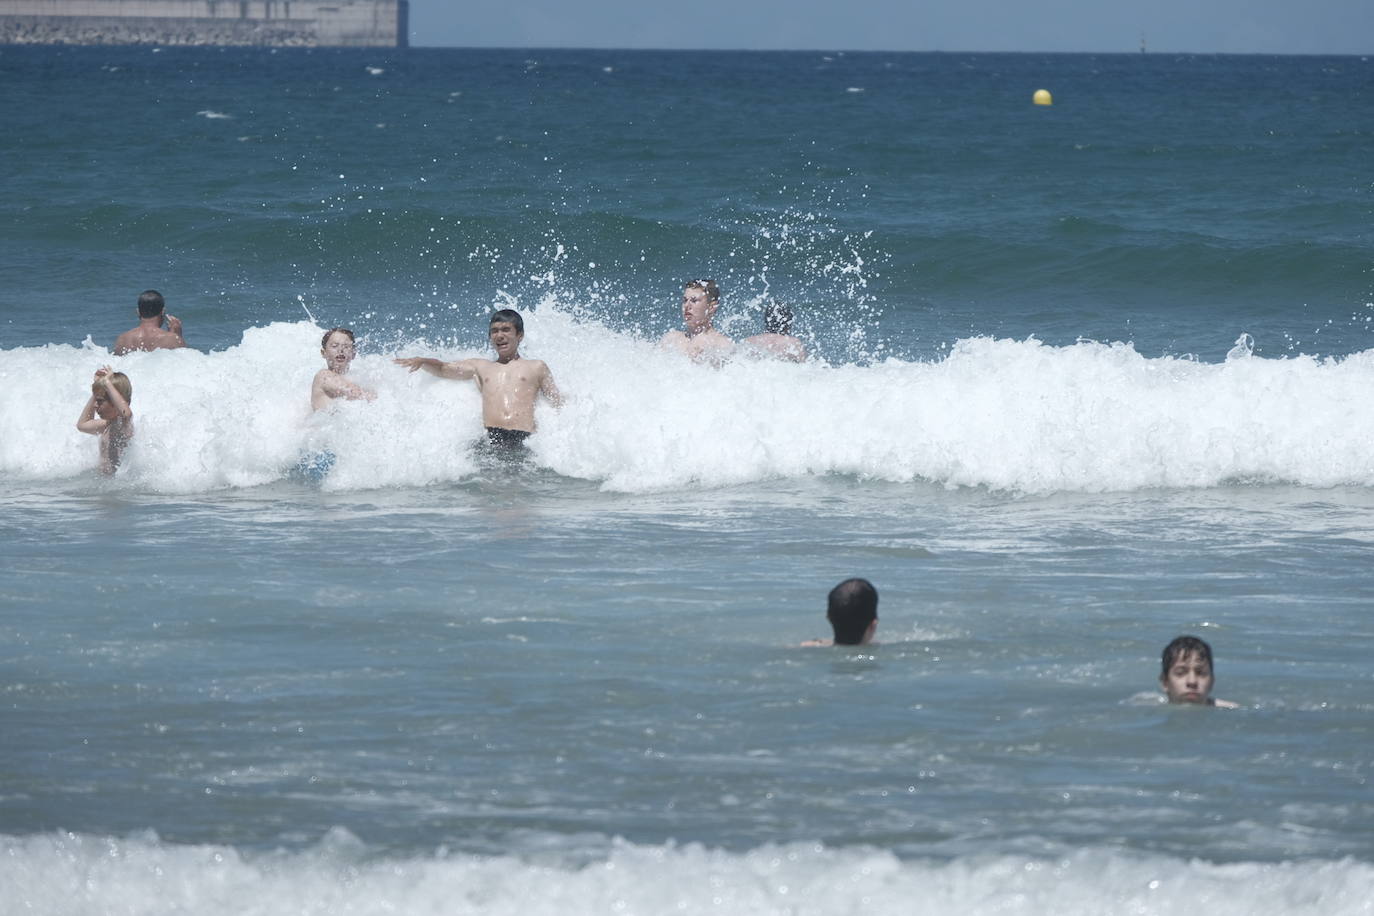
[659, 279, 735, 365]
[76, 366, 134, 475]
[394, 309, 563, 449]
[311, 327, 376, 411]
[113, 290, 187, 355]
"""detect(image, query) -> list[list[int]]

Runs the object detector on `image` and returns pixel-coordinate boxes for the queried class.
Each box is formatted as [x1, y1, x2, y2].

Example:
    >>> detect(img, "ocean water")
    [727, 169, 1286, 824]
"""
[2, 46, 1374, 914]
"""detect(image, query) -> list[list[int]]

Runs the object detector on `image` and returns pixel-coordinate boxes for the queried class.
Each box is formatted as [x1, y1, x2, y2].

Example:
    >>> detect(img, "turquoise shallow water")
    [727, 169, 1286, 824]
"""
[2, 47, 1373, 914]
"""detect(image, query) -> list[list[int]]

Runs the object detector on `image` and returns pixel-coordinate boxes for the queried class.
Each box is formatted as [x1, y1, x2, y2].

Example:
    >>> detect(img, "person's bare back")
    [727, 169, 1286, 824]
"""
[113, 290, 186, 356]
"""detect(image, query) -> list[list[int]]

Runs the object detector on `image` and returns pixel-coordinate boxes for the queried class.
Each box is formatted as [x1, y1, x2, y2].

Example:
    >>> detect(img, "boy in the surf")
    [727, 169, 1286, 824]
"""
[311, 327, 376, 411]
[660, 279, 735, 365]
[742, 300, 806, 362]
[802, 578, 879, 647]
[1159, 635, 1238, 708]
[76, 366, 134, 475]
[394, 309, 563, 449]
[113, 289, 187, 355]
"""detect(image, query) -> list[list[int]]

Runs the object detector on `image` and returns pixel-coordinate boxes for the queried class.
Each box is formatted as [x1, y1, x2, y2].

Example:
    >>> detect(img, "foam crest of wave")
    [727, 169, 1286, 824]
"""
[3, 313, 1372, 494]
[4, 830, 1372, 916]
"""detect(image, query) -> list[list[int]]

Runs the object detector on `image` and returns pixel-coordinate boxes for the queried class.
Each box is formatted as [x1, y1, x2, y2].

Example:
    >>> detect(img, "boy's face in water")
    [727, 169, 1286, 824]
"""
[681, 286, 717, 332]
[489, 321, 522, 361]
[321, 332, 356, 372]
[1160, 650, 1215, 704]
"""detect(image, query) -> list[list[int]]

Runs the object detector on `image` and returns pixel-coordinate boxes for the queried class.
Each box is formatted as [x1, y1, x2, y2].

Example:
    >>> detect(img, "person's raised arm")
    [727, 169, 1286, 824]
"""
[320, 372, 376, 402]
[394, 356, 478, 380]
[76, 394, 102, 434]
[96, 368, 132, 420]
[165, 314, 186, 348]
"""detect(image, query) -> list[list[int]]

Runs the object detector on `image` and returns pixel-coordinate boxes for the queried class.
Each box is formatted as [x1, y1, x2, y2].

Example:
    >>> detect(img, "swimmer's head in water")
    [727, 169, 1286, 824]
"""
[92, 371, 132, 414]
[321, 328, 357, 371]
[763, 300, 794, 335]
[683, 279, 720, 304]
[136, 289, 165, 319]
[1160, 635, 1217, 704]
[490, 309, 525, 336]
[827, 577, 878, 645]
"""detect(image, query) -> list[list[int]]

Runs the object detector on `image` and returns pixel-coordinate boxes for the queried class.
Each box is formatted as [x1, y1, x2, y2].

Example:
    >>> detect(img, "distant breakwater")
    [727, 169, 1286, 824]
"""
[0, 0, 407, 47]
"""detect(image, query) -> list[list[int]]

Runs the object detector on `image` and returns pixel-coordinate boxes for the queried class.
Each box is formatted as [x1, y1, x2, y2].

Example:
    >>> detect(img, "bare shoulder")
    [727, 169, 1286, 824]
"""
[1212, 699, 1240, 709]
[799, 638, 833, 648]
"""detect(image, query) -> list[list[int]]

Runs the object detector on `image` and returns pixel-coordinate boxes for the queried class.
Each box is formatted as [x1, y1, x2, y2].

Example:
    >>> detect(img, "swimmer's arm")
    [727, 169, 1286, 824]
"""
[538, 364, 564, 408]
[165, 314, 186, 346]
[394, 356, 479, 380]
[98, 370, 133, 420]
[319, 371, 376, 401]
[76, 395, 105, 435]
[1212, 698, 1240, 709]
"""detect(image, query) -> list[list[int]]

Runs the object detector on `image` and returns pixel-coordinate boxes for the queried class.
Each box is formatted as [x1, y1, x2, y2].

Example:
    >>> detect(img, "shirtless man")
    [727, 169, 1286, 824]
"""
[742, 301, 806, 362]
[659, 279, 734, 365]
[394, 309, 563, 449]
[311, 327, 376, 411]
[113, 290, 186, 355]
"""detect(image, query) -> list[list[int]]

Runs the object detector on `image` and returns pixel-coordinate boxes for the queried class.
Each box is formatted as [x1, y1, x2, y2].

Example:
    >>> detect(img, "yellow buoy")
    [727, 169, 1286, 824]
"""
[1033, 89, 1053, 106]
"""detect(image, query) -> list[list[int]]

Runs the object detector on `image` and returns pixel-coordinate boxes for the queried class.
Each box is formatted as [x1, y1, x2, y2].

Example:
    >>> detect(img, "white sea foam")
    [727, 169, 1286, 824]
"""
[2, 830, 1370, 916]
[3, 311, 1373, 494]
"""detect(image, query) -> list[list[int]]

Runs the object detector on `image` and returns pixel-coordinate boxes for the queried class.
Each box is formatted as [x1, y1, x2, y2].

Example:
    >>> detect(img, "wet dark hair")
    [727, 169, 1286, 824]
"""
[684, 279, 720, 304]
[827, 578, 878, 645]
[490, 308, 524, 335]
[137, 289, 165, 319]
[321, 327, 356, 349]
[1161, 635, 1214, 677]
[763, 300, 794, 335]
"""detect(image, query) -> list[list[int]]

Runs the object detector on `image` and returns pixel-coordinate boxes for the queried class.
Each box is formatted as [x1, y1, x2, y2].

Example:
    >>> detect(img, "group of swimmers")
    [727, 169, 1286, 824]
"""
[810, 578, 1237, 707]
[82, 279, 804, 474]
[85, 292, 1236, 706]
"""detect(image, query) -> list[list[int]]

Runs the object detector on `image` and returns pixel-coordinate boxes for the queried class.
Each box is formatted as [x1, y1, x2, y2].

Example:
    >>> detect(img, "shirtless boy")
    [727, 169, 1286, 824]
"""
[659, 279, 735, 365]
[113, 290, 186, 355]
[1159, 635, 1238, 708]
[394, 309, 563, 448]
[742, 300, 806, 362]
[76, 366, 134, 475]
[311, 327, 376, 411]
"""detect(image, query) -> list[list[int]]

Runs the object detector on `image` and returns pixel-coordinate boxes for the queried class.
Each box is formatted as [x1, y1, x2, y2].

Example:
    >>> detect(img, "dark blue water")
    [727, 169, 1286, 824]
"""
[3, 48, 1372, 360]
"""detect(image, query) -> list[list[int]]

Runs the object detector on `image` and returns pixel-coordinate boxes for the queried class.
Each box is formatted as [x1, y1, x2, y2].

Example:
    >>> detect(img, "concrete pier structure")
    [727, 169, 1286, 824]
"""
[0, 0, 408, 47]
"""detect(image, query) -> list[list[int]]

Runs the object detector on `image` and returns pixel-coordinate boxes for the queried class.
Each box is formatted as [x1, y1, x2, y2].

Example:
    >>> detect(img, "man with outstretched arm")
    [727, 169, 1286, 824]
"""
[395, 309, 563, 449]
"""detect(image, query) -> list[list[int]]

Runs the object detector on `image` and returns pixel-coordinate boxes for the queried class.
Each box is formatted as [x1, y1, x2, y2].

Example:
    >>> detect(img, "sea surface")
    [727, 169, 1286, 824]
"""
[2, 46, 1373, 914]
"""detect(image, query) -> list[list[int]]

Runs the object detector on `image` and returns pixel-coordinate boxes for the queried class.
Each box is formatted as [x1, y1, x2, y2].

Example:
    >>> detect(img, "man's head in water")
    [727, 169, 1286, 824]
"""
[763, 301, 794, 336]
[1159, 635, 1219, 705]
[489, 309, 525, 362]
[681, 280, 720, 334]
[137, 290, 166, 320]
[828, 578, 878, 645]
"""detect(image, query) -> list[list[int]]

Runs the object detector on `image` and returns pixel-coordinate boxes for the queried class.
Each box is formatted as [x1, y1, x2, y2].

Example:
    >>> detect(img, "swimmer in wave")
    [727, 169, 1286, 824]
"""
[395, 309, 563, 451]
[660, 279, 735, 366]
[311, 327, 376, 411]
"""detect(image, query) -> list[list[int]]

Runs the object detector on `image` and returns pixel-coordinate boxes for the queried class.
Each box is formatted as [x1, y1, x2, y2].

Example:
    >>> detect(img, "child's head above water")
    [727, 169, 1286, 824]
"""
[1159, 634, 1221, 705]
[92, 371, 132, 414]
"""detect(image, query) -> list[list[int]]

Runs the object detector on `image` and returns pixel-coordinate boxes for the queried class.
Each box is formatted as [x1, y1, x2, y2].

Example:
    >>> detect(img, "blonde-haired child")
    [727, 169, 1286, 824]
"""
[76, 366, 134, 475]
